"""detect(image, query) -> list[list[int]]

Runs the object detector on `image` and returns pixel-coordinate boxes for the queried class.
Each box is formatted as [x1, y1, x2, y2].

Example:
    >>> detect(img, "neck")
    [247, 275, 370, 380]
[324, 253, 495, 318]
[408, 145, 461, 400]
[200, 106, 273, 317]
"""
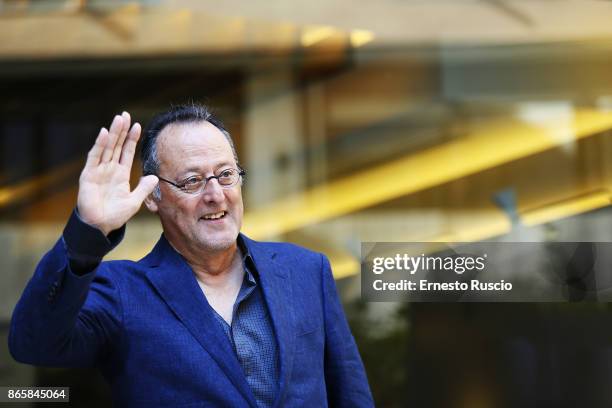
[166, 236, 243, 286]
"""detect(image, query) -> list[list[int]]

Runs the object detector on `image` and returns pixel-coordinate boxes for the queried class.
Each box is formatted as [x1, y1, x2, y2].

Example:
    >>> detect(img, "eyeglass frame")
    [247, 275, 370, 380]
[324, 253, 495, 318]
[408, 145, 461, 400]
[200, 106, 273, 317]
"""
[152, 167, 246, 195]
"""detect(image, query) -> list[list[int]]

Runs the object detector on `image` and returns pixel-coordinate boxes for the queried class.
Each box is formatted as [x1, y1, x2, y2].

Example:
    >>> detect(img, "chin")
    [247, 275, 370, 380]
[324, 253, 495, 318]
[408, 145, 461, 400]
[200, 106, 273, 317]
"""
[203, 241, 235, 252]
[198, 234, 237, 252]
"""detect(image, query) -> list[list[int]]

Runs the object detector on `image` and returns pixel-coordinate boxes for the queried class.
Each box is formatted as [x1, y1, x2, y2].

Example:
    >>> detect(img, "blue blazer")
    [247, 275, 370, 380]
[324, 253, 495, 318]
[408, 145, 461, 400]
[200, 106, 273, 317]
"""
[9, 233, 373, 407]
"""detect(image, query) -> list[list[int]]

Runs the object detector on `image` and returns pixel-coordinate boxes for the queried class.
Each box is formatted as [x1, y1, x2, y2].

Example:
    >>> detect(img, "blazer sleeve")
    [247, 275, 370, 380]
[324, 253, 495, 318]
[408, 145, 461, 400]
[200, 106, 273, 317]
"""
[321, 254, 374, 407]
[8, 212, 124, 368]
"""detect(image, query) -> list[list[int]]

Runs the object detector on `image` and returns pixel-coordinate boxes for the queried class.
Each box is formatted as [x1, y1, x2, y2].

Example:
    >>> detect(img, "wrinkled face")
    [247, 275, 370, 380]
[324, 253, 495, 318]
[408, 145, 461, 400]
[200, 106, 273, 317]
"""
[145, 121, 243, 255]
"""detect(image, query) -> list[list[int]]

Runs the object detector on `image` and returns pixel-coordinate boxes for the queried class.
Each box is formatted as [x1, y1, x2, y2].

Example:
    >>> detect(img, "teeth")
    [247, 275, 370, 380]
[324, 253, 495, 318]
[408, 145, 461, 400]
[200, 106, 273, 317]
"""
[203, 211, 225, 220]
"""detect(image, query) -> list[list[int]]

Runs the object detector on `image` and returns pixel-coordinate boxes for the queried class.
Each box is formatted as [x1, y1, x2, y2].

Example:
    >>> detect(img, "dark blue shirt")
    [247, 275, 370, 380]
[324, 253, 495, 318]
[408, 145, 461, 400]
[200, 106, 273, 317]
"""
[206, 246, 280, 408]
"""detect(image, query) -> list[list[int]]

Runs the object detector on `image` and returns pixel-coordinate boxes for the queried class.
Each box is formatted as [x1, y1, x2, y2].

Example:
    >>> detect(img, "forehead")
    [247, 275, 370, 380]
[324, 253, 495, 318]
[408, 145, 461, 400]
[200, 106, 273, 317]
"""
[156, 121, 234, 170]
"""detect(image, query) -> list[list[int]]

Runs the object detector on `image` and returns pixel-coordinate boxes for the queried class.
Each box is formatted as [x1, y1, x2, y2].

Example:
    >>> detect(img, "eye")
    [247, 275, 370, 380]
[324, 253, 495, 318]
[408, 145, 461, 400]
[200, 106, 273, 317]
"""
[219, 169, 234, 178]
[182, 176, 202, 186]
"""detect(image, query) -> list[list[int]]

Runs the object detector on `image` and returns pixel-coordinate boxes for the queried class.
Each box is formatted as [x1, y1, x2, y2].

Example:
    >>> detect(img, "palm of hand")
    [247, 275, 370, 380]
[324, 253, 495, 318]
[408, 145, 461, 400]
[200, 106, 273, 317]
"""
[77, 112, 159, 236]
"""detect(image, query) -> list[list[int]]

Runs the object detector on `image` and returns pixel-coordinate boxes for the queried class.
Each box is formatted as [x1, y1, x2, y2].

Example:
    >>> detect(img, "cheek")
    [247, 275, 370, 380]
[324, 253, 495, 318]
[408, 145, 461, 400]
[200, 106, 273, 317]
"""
[227, 190, 243, 209]
[160, 201, 196, 223]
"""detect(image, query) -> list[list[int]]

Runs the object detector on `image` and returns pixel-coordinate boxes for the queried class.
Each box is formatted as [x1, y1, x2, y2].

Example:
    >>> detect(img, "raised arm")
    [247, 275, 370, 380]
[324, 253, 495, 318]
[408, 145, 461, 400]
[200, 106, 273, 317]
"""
[9, 112, 158, 367]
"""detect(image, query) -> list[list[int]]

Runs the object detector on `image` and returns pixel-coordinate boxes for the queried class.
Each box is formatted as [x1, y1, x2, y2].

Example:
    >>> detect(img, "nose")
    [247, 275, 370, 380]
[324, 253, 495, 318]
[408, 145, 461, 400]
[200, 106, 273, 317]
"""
[200, 177, 225, 204]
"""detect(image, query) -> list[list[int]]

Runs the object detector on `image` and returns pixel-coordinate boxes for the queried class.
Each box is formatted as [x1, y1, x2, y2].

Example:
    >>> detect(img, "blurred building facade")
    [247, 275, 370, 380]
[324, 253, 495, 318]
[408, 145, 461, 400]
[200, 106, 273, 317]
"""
[2, 1, 612, 406]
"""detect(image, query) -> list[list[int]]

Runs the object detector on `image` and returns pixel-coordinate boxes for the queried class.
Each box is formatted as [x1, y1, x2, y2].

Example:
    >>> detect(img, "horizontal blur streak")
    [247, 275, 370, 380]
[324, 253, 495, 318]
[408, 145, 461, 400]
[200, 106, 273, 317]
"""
[0, 161, 82, 208]
[521, 190, 612, 227]
[243, 108, 612, 239]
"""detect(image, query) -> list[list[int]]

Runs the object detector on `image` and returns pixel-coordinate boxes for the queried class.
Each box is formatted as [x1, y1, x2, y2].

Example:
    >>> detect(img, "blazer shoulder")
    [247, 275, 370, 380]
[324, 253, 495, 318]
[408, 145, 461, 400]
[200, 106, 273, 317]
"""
[252, 240, 323, 261]
[248, 239, 327, 283]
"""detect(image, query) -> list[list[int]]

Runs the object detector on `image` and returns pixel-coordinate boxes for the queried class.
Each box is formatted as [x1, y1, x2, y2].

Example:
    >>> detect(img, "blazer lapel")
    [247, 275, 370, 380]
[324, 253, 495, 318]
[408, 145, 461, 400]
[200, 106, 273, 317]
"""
[142, 235, 258, 408]
[241, 235, 296, 408]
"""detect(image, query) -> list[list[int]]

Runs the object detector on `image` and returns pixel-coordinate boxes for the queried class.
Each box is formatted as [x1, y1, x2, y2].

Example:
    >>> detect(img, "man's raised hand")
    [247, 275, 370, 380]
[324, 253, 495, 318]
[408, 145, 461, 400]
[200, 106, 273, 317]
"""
[77, 112, 159, 236]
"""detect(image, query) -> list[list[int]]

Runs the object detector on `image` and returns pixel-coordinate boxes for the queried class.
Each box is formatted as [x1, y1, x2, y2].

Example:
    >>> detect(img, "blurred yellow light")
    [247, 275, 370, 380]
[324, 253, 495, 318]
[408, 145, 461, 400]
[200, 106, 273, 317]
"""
[301, 26, 336, 47]
[350, 30, 374, 47]
[521, 190, 611, 226]
[329, 255, 360, 280]
[0, 161, 82, 207]
[432, 216, 512, 243]
[173, 9, 192, 22]
[243, 109, 612, 239]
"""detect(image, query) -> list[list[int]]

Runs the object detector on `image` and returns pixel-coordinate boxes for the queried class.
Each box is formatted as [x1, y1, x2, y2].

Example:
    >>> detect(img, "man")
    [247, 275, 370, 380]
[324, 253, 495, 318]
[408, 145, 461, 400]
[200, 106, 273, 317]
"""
[9, 104, 373, 407]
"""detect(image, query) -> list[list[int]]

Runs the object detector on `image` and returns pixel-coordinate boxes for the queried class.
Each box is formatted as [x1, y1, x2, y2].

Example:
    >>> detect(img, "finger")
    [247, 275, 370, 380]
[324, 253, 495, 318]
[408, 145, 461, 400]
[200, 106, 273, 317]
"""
[85, 127, 109, 168]
[101, 114, 124, 163]
[112, 111, 131, 162]
[119, 122, 141, 168]
[131, 175, 159, 204]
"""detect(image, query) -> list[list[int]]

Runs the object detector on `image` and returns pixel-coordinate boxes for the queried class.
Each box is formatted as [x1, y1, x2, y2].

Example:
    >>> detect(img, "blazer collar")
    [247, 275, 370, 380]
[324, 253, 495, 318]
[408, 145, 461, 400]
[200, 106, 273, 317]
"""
[141, 234, 257, 408]
[141, 233, 295, 408]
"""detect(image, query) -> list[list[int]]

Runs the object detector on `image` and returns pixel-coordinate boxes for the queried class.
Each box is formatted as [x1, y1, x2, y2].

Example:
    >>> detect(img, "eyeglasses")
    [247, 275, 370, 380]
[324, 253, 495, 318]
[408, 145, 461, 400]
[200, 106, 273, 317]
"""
[156, 168, 245, 195]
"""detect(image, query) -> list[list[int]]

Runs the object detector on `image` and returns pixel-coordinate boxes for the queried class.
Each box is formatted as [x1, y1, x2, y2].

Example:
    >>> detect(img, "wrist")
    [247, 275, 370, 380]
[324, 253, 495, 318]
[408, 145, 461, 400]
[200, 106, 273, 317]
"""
[64, 209, 126, 260]
[74, 208, 111, 237]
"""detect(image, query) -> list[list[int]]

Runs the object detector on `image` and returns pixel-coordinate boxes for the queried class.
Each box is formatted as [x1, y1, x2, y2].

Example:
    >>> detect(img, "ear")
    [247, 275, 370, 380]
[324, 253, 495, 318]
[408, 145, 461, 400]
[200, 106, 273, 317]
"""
[144, 194, 159, 213]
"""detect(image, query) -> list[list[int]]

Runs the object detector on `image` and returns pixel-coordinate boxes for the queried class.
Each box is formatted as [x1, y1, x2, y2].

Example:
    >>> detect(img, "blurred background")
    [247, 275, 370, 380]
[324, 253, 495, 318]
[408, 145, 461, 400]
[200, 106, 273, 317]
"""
[2, 0, 612, 406]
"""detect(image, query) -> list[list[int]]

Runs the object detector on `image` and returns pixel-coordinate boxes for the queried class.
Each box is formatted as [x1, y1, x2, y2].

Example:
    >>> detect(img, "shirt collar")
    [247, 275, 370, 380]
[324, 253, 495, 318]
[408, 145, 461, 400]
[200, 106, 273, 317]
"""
[237, 234, 258, 285]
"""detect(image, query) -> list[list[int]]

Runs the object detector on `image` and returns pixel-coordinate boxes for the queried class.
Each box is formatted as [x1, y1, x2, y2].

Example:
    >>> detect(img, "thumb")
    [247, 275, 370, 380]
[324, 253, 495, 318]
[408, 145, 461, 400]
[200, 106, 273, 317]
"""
[132, 175, 159, 203]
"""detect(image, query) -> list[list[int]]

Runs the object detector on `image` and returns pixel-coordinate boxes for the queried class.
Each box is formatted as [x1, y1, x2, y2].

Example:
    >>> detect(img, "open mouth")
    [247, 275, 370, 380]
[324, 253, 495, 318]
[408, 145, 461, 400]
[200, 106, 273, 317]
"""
[201, 211, 226, 221]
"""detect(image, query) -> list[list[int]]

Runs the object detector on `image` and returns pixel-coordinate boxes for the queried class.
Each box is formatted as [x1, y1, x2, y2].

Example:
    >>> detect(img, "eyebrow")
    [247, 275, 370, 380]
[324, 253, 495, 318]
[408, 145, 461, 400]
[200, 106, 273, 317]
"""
[177, 162, 236, 177]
